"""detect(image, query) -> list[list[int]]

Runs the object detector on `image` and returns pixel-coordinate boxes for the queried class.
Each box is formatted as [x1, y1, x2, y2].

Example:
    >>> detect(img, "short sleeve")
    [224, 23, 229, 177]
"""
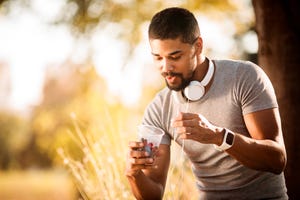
[234, 62, 278, 115]
[141, 94, 171, 145]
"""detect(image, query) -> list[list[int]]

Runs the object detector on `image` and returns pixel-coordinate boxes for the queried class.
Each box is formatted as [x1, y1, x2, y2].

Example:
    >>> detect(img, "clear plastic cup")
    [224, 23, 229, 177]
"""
[137, 125, 164, 157]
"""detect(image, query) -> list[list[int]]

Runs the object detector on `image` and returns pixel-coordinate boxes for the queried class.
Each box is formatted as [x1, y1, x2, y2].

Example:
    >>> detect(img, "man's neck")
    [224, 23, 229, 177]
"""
[193, 56, 209, 82]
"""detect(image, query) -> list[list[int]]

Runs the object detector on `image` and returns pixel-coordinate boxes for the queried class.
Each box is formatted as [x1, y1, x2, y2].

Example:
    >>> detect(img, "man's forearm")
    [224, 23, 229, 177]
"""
[226, 133, 286, 174]
[127, 170, 163, 200]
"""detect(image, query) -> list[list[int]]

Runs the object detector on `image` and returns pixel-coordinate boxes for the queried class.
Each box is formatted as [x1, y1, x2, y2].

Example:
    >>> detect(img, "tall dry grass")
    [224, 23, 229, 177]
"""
[58, 110, 198, 200]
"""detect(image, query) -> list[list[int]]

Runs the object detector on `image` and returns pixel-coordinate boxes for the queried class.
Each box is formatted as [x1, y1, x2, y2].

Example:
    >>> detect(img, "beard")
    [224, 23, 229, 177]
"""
[162, 71, 193, 91]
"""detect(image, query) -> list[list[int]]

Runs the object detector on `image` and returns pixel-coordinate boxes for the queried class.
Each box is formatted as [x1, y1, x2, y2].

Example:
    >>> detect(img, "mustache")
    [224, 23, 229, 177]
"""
[161, 71, 183, 78]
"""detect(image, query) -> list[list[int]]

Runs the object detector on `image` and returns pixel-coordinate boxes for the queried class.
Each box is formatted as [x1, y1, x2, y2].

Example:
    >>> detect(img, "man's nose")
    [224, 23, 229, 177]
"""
[161, 59, 174, 72]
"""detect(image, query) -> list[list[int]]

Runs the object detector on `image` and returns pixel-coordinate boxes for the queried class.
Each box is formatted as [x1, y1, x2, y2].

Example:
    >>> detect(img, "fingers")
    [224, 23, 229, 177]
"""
[125, 158, 154, 177]
[172, 118, 199, 128]
[126, 141, 157, 173]
[171, 113, 197, 139]
[173, 127, 194, 140]
[129, 147, 150, 158]
[128, 141, 144, 149]
[129, 156, 154, 165]
[172, 112, 210, 127]
[171, 112, 210, 140]
[172, 112, 199, 121]
[171, 112, 203, 128]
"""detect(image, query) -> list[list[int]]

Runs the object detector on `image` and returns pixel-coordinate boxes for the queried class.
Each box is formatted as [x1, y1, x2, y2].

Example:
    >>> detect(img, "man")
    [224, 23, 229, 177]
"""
[126, 7, 288, 200]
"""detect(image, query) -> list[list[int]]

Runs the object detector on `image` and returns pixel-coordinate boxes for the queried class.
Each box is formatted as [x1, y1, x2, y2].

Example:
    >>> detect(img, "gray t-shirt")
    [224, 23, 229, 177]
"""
[142, 59, 288, 199]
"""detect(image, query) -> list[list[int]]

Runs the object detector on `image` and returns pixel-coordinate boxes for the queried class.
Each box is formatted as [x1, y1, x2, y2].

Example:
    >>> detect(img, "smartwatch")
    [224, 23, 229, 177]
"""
[214, 128, 235, 151]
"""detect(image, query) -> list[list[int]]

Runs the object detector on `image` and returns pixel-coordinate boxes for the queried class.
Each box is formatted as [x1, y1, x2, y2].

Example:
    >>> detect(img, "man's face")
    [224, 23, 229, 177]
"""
[149, 37, 198, 91]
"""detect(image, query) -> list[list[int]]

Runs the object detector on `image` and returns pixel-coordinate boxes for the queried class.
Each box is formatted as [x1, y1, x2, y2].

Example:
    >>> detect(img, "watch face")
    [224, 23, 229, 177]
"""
[226, 132, 234, 145]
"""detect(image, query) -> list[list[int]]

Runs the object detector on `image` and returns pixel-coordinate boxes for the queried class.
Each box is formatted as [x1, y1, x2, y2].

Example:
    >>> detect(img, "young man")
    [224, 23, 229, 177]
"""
[126, 7, 288, 200]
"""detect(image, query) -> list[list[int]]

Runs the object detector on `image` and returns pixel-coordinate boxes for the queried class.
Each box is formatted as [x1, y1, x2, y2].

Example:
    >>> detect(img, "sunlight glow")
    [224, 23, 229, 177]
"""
[242, 31, 258, 53]
[0, 8, 73, 110]
[0, 1, 254, 111]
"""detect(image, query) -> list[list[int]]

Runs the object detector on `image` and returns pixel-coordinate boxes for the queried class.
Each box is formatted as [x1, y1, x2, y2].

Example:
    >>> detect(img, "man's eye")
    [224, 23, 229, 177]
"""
[170, 56, 180, 60]
[154, 56, 162, 61]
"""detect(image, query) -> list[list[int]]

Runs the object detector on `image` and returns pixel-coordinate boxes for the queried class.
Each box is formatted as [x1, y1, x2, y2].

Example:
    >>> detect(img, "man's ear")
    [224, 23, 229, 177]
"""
[195, 37, 203, 54]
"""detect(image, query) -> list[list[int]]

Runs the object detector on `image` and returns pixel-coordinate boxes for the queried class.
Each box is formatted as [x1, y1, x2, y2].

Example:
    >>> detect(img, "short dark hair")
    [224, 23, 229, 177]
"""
[148, 7, 200, 44]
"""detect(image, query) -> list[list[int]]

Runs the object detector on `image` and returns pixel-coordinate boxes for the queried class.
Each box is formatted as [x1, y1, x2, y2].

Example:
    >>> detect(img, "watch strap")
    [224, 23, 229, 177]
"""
[214, 128, 235, 151]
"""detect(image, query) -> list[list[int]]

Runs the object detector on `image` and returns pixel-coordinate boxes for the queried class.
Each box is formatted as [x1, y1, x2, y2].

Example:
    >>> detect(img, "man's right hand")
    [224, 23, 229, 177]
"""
[125, 141, 156, 177]
[125, 141, 170, 199]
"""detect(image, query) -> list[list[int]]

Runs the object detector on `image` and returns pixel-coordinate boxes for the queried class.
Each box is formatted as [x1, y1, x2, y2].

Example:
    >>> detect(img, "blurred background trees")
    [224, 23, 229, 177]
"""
[0, 0, 251, 168]
[0, 0, 299, 199]
[253, 0, 300, 198]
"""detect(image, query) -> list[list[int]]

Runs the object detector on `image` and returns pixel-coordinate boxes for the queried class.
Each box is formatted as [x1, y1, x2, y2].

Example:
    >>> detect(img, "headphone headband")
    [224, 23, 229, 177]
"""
[201, 60, 214, 86]
[173, 59, 215, 103]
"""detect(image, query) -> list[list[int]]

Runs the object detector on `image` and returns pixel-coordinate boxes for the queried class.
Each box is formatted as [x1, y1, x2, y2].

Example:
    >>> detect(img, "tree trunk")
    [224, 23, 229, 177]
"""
[252, 0, 300, 198]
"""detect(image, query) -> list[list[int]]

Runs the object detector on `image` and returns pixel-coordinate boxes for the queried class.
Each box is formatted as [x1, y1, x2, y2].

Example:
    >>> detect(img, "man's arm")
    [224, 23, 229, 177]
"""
[172, 108, 287, 174]
[126, 143, 170, 200]
[226, 108, 286, 174]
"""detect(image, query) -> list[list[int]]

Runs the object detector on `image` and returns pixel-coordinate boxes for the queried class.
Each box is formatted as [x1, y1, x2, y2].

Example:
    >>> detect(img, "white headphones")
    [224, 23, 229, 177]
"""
[172, 59, 215, 103]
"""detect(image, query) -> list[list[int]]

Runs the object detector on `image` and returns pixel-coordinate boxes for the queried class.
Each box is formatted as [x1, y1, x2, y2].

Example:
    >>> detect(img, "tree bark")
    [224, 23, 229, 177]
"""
[252, 0, 300, 198]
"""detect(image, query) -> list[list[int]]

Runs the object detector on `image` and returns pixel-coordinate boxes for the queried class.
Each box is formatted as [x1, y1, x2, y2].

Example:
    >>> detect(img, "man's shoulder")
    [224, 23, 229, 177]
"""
[213, 59, 260, 75]
[213, 59, 254, 67]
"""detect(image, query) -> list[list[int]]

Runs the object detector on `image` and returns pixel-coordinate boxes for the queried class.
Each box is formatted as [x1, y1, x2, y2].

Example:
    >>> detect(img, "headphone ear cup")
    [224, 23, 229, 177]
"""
[172, 91, 186, 104]
[171, 59, 214, 103]
[183, 81, 205, 101]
